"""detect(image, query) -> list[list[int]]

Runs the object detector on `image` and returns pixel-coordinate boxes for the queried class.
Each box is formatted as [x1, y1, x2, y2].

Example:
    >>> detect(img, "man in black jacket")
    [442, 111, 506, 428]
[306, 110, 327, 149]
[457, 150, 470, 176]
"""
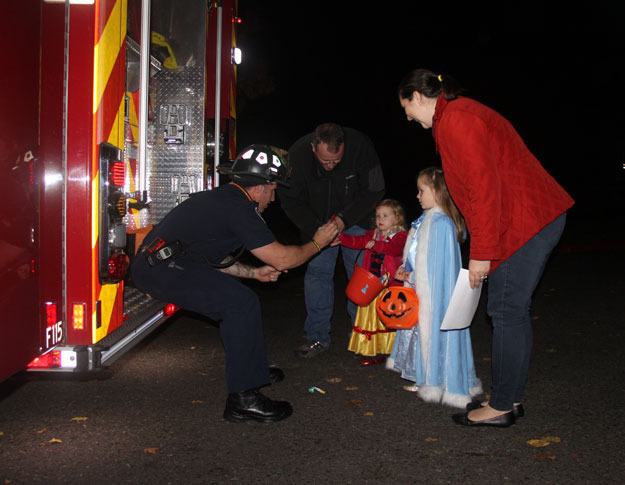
[278, 123, 385, 358]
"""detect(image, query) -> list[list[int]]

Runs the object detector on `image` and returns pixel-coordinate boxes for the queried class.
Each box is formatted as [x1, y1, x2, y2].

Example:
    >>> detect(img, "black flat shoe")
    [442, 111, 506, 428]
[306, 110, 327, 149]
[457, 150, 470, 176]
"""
[223, 389, 293, 423]
[452, 410, 515, 428]
[466, 400, 525, 418]
[269, 366, 285, 383]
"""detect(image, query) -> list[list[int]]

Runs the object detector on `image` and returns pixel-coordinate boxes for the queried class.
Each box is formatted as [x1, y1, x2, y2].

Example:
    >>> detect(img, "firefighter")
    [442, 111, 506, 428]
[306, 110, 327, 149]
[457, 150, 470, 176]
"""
[130, 145, 339, 423]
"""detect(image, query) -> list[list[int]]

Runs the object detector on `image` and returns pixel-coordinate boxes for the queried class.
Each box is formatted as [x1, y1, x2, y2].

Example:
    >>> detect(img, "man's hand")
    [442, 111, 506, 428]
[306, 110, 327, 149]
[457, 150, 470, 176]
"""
[332, 215, 346, 233]
[254, 265, 283, 283]
[468, 259, 491, 289]
[365, 240, 375, 249]
[312, 220, 340, 248]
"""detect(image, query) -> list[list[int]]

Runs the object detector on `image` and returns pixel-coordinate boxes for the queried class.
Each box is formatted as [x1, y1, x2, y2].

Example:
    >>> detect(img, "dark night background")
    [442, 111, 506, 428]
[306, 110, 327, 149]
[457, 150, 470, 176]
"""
[234, 2, 624, 227]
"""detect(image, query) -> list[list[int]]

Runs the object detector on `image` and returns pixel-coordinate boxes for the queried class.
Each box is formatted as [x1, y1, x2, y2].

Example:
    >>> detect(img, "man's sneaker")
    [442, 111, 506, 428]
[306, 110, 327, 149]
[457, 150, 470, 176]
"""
[295, 340, 329, 359]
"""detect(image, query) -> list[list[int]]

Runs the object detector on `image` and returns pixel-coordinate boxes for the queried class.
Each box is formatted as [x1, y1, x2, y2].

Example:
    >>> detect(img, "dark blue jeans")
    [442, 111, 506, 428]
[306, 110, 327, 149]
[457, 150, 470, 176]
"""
[487, 214, 566, 411]
[304, 225, 366, 346]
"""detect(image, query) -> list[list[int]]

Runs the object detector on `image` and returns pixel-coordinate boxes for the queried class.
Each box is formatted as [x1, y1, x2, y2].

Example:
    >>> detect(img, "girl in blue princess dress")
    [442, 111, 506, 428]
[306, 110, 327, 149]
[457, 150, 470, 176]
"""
[387, 167, 482, 408]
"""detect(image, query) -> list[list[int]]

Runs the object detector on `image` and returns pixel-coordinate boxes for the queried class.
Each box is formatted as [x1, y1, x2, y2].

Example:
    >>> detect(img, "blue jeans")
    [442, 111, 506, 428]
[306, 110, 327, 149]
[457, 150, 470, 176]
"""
[487, 214, 566, 411]
[304, 225, 366, 346]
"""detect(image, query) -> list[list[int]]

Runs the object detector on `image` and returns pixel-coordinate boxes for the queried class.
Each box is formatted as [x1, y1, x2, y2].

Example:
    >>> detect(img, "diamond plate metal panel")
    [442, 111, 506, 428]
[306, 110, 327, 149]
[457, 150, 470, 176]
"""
[147, 64, 206, 223]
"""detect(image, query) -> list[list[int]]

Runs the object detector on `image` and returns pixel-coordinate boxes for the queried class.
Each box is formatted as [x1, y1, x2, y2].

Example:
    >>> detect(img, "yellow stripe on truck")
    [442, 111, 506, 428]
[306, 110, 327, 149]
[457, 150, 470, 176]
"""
[93, 0, 124, 114]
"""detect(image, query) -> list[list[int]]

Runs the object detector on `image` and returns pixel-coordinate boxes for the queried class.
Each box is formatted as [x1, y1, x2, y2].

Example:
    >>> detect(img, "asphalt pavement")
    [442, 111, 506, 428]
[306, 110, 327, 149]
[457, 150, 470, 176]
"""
[1, 213, 625, 484]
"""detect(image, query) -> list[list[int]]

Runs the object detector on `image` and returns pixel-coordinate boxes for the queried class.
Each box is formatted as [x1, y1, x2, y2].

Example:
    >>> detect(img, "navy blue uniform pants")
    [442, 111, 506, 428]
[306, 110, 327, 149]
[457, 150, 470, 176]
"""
[131, 259, 270, 393]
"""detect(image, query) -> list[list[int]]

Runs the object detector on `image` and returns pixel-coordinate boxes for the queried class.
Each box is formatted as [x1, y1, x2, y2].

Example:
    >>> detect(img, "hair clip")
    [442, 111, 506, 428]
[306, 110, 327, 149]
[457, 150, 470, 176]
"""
[437, 74, 443, 82]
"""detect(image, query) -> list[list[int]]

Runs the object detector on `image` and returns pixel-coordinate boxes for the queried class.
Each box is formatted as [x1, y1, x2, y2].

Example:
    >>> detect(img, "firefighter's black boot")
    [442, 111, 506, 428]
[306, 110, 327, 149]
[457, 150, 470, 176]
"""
[223, 389, 292, 423]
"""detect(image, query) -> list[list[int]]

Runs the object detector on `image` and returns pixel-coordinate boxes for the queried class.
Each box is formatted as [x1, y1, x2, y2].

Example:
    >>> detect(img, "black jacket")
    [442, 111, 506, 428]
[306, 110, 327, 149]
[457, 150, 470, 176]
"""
[278, 127, 385, 240]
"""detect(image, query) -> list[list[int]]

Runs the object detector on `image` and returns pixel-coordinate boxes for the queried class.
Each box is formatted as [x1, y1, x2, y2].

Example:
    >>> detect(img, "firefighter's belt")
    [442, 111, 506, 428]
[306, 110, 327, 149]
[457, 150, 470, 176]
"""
[145, 239, 185, 267]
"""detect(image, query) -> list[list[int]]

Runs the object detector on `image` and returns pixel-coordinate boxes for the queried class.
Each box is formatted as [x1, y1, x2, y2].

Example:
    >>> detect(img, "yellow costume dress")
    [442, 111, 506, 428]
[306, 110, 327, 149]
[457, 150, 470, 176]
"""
[341, 228, 407, 357]
[347, 294, 395, 356]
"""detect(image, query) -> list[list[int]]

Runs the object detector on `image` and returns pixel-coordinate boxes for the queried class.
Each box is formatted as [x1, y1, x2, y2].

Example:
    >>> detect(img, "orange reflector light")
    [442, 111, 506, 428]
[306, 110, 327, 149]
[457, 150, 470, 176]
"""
[45, 302, 57, 326]
[164, 303, 179, 316]
[110, 161, 126, 187]
[115, 193, 127, 217]
[27, 350, 61, 369]
[73, 303, 86, 330]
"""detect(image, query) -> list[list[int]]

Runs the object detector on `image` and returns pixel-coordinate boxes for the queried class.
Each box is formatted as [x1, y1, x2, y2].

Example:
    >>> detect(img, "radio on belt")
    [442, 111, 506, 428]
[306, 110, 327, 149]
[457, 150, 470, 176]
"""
[145, 238, 183, 266]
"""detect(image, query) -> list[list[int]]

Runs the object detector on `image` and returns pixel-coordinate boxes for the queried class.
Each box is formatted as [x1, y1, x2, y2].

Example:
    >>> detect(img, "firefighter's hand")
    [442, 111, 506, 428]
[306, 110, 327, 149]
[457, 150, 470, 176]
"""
[255, 265, 283, 283]
[313, 220, 340, 248]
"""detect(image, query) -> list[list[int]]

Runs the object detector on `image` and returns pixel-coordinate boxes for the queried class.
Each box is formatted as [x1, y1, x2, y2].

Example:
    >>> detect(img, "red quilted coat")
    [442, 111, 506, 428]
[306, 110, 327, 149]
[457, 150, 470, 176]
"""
[433, 95, 574, 270]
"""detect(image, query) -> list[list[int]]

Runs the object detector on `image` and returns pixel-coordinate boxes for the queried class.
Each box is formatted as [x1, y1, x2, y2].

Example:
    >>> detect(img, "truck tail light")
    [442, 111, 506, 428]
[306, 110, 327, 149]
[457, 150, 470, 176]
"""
[108, 252, 130, 280]
[45, 302, 58, 325]
[28, 350, 61, 369]
[110, 161, 126, 187]
[98, 143, 129, 283]
[163, 303, 179, 316]
[72, 303, 86, 330]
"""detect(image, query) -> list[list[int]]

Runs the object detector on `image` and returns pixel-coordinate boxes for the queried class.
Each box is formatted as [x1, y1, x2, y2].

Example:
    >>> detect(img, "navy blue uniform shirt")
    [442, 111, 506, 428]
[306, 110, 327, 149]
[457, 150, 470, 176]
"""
[138, 184, 275, 268]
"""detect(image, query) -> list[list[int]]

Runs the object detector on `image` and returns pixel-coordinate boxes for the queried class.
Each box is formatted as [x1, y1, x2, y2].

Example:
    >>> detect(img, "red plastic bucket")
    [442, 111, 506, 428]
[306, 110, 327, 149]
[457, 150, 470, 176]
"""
[345, 265, 385, 306]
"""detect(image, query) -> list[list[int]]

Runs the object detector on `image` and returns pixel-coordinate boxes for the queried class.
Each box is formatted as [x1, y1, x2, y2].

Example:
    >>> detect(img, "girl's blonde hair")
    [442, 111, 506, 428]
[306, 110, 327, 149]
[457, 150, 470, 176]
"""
[418, 167, 466, 242]
[376, 199, 406, 232]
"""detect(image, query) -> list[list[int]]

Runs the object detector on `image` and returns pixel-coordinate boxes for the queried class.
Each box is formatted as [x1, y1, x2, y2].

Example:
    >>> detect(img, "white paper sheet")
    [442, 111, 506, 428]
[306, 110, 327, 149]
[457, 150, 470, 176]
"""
[440, 269, 482, 330]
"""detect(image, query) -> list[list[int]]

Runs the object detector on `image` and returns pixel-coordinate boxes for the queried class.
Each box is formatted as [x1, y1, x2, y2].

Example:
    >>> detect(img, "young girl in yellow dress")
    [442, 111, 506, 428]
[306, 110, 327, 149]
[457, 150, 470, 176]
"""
[338, 199, 408, 365]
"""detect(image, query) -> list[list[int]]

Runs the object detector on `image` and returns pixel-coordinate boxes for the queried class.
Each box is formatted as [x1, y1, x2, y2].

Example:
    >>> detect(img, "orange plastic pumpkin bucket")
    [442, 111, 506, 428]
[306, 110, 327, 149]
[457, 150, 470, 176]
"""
[376, 286, 419, 329]
[345, 265, 386, 306]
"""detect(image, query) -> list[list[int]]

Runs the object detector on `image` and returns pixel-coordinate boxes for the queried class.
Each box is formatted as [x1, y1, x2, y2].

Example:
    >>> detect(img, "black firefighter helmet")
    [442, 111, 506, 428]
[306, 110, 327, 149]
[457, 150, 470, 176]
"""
[219, 144, 289, 187]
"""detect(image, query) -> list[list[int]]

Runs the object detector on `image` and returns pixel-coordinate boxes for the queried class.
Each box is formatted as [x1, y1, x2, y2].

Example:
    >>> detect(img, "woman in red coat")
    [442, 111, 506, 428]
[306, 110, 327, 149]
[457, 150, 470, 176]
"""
[398, 69, 574, 427]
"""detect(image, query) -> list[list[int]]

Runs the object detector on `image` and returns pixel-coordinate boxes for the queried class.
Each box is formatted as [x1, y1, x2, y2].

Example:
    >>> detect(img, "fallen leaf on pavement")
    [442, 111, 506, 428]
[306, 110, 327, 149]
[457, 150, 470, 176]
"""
[527, 439, 550, 448]
[347, 399, 363, 407]
[363, 411, 374, 416]
[527, 436, 561, 448]
[344, 386, 358, 391]
[144, 448, 159, 455]
[425, 437, 439, 443]
[48, 438, 62, 444]
[326, 377, 342, 384]
[0, 431, 4, 437]
[191, 400, 203, 404]
[71, 417, 88, 422]
[36, 428, 47, 434]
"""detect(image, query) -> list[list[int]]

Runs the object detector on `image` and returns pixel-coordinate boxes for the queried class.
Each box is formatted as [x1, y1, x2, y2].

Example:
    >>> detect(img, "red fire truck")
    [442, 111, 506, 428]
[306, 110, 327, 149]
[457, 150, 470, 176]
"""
[0, 0, 239, 382]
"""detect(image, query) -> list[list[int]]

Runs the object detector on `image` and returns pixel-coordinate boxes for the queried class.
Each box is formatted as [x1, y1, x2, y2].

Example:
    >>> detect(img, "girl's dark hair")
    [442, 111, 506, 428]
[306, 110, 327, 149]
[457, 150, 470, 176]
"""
[418, 167, 466, 243]
[398, 68, 463, 101]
